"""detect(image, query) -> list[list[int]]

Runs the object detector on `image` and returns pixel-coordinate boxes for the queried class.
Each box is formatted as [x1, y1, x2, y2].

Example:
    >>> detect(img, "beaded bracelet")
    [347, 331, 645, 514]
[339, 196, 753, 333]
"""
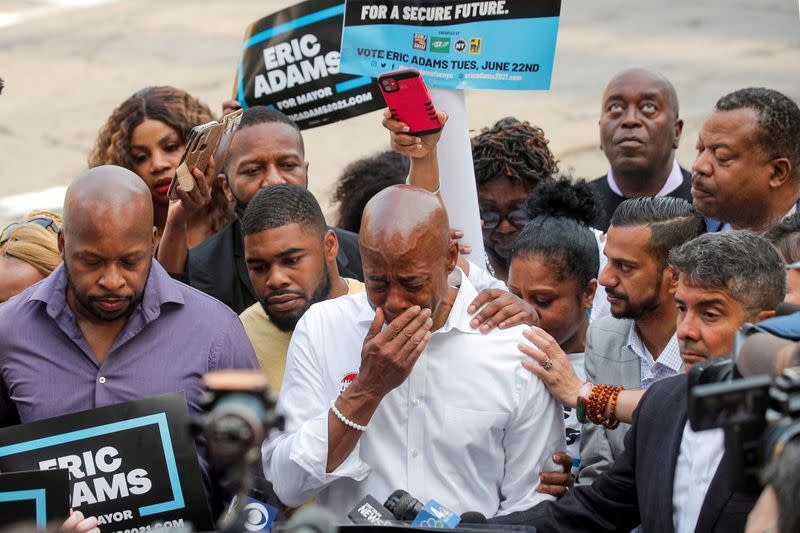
[330, 400, 367, 432]
[584, 384, 624, 429]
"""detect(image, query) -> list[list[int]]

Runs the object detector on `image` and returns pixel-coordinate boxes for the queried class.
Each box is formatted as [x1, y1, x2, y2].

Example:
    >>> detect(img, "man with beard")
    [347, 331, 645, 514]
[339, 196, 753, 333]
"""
[183, 106, 363, 314]
[692, 88, 800, 233]
[498, 231, 785, 533]
[577, 196, 705, 485]
[239, 184, 364, 393]
[0, 166, 259, 512]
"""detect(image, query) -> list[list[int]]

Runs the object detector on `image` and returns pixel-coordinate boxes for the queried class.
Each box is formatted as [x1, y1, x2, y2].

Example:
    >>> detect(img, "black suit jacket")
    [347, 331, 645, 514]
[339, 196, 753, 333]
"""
[491, 374, 755, 533]
[186, 219, 363, 314]
[589, 167, 694, 232]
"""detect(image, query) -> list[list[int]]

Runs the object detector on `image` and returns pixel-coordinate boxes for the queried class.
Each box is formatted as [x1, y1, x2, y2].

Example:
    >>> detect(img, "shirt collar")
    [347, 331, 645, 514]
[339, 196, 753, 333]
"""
[627, 322, 683, 372]
[607, 159, 683, 198]
[357, 267, 481, 335]
[29, 259, 184, 322]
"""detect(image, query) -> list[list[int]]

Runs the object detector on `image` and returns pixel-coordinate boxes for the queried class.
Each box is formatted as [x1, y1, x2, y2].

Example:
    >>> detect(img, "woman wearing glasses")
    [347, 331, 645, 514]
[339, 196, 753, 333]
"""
[471, 117, 559, 282]
[88, 86, 234, 262]
[0, 211, 62, 303]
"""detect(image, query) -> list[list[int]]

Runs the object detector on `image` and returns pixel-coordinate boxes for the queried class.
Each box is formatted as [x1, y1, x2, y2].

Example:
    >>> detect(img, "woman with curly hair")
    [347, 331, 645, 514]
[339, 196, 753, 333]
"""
[89, 86, 234, 264]
[472, 117, 559, 281]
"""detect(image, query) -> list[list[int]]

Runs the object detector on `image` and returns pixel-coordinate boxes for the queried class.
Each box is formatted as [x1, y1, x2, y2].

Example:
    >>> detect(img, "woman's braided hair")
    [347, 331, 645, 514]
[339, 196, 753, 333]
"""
[471, 117, 559, 192]
[88, 86, 233, 232]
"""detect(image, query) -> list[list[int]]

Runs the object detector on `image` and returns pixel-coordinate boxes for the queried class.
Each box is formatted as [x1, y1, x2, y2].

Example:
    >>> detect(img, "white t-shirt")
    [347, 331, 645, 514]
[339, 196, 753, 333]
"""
[263, 268, 565, 521]
[565, 352, 587, 475]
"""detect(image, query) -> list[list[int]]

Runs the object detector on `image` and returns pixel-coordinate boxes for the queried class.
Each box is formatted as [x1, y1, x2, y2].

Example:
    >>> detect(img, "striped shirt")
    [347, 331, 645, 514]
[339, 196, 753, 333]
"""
[627, 325, 683, 390]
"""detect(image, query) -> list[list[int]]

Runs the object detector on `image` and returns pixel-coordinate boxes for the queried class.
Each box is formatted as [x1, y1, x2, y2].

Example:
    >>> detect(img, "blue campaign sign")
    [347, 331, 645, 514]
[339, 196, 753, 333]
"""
[234, 0, 385, 130]
[340, 0, 561, 90]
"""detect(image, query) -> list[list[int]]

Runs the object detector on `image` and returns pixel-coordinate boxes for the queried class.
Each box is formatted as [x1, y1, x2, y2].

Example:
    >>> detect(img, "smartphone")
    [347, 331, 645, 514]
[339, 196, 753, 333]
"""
[378, 68, 441, 136]
[168, 109, 244, 200]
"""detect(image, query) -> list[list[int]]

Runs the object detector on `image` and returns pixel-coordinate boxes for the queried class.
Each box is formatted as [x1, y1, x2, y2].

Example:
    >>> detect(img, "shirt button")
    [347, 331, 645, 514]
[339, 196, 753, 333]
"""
[411, 449, 419, 458]
[98, 376, 106, 384]
[412, 399, 420, 407]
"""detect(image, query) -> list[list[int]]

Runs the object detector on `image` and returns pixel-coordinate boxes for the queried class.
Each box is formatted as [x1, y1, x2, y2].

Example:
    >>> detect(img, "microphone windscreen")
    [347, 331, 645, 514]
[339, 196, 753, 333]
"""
[737, 332, 794, 377]
[286, 506, 338, 533]
[459, 512, 487, 524]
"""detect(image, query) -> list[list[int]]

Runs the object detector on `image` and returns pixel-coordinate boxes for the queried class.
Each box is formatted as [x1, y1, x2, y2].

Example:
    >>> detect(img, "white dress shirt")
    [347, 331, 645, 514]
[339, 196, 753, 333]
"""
[263, 268, 565, 521]
[672, 423, 725, 533]
[607, 159, 684, 198]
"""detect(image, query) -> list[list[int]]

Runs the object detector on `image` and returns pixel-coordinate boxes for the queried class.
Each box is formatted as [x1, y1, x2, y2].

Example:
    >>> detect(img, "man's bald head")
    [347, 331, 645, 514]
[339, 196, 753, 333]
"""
[60, 166, 156, 323]
[64, 165, 154, 236]
[599, 67, 683, 188]
[359, 185, 458, 325]
[603, 67, 679, 119]
[360, 185, 450, 256]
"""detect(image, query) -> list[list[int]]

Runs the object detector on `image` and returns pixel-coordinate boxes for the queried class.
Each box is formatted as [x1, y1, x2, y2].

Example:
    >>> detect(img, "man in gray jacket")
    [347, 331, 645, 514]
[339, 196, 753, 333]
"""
[578, 196, 705, 484]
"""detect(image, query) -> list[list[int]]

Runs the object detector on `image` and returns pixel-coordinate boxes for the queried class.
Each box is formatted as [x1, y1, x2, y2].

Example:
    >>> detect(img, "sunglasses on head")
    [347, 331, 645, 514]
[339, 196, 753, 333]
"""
[0, 217, 61, 246]
[480, 208, 531, 230]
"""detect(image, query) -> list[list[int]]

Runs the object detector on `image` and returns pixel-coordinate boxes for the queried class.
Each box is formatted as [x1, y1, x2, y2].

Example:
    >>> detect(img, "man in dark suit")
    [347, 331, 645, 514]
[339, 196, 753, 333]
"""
[186, 107, 362, 313]
[500, 231, 786, 532]
[589, 67, 693, 232]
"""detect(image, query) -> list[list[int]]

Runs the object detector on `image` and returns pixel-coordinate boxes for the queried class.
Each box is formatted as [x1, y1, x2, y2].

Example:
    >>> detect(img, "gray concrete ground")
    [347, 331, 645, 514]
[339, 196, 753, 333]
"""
[1, 0, 798, 222]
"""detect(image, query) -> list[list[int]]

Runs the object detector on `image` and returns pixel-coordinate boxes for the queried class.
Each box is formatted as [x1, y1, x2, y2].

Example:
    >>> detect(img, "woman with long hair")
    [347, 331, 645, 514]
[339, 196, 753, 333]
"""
[89, 86, 234, 266]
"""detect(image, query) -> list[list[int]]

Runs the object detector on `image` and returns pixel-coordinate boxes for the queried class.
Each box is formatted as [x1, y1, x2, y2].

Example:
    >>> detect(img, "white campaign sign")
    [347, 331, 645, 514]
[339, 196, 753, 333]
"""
[429, 88, 486, 270]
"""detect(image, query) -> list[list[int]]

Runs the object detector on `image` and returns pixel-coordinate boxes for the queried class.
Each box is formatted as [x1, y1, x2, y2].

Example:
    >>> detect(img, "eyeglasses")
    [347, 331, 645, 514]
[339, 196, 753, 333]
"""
[0, 217, 61, 246]
[480, 208, 531, 230]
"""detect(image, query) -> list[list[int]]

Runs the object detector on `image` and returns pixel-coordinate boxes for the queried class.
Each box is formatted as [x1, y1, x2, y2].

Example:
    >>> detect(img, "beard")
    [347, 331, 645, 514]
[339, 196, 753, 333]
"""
[64, 260, 146, 322]
[262, 263, 332, 332]
[608, 275, 663, 320]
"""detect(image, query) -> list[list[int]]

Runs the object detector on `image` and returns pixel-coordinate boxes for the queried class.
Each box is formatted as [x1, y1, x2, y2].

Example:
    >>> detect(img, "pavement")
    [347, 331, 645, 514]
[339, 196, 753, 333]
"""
[1, 0, 798, 223]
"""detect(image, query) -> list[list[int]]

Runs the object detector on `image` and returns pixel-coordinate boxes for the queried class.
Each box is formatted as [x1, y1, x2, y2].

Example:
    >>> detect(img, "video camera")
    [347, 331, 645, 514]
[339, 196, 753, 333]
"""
[688, 316, 800, 493]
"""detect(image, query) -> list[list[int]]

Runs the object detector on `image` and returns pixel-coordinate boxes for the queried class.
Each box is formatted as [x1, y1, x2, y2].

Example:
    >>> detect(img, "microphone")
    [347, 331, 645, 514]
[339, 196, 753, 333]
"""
[286, 505, 338, 533]
[737, 332, 800, 378]
[222, 478, 281, 532]
[347, 494, 398, 526]
[384, 489, 461, 528]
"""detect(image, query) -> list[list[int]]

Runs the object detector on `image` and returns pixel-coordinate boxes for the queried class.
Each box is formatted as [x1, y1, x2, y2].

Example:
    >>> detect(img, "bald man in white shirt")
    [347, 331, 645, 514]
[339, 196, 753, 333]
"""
[264, 185, 564, 521]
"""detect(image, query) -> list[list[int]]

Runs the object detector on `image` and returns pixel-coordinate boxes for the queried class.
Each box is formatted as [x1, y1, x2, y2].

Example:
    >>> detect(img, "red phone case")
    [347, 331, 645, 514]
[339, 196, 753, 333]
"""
[378, 68, 441, 136]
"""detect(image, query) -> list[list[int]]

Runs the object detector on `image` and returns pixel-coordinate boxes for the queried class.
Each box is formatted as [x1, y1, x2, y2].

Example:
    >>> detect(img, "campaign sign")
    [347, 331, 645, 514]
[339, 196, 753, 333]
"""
[341, 0, 561, 90]
[235, 0, 385, 130]
[0, 393, 212, 532]
[0, 469, 70, 528]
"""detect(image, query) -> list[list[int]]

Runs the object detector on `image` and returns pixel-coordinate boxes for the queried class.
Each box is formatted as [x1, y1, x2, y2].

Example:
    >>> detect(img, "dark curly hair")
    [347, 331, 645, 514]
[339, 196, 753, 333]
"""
[715, 88, 800, 179]
[511, 176, 599, 290]
[332, 150, 410, 233]
[89, 86, 234, 233]
[526, 175, 599, 225]
[471, 117, 559, 192]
